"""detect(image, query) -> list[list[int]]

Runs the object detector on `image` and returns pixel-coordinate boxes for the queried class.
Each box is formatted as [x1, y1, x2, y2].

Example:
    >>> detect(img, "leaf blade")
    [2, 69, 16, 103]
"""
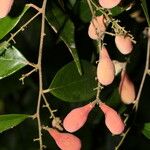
[0, 42, 28, 79]
[142, 122, 150, 139]
[141, 0, 150, 26]
[49, 60, 97, 102]
[46, 1, 82, 75]
[0, 5, 29, 40]
[0, 114, 29, 133]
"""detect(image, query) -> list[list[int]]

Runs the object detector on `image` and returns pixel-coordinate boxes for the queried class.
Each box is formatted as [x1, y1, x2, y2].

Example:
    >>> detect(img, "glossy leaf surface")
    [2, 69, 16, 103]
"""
[142, 123, 150, 139]
[46, 1, 82, 75]
[0, 114, 29, 133]
[0, 42, 28, 79]
[0, 5, 29, 40]
[49, 60, 97, 102]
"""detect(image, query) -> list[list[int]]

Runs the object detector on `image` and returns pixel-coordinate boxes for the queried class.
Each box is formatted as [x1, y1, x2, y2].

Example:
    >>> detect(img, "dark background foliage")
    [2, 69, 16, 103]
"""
[0, 0, 150, 149]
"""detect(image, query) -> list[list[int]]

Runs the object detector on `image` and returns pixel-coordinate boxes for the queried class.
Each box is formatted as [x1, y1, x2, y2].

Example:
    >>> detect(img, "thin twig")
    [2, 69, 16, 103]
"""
[42, 89, 50, 93]
[41, 93, 56, 119]
[134, 27, 150, 111]
[7, 11, 41, 43]
[86, 0, 95, 17]
[42, 93, 63, 131]
[148, 69, 150, 75]
[115, 128, 131, 150]
[36, 0, 47, 150]
[27, 3, 41, 12]
[19, 68, 37, 84]
[115, 27, 150, 150]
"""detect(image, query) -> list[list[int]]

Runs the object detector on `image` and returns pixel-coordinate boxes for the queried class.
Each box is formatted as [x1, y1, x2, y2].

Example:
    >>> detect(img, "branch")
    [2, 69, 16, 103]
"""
[134, 27, 150, 111]
[36, 0, 47, 150]
[7, 11, 41, 43]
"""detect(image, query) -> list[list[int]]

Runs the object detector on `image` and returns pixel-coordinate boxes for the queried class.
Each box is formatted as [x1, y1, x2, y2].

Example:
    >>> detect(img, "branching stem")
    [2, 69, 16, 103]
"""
[42, 93, 56, 119]
[115, 27, 150, 150]
[7, 11, 41, 43]
[36, 0, 47, 150]
[134, 27, 150, 111]
[115, 128, 131, 150]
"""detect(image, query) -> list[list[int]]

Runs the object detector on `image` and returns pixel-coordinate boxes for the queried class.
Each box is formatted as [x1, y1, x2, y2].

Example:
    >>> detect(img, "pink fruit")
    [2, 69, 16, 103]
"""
[119, 70, 136, 104]
[97, 47, 115, 85]
[63, 103, 94, 133]
[48, 128, 81, 150]
[99, 0, 121, 9]
[88, 15, 106, 40]
[99, 102, 125, 135]
[0, 0, 14, 18]
[115, 35, 133, 54]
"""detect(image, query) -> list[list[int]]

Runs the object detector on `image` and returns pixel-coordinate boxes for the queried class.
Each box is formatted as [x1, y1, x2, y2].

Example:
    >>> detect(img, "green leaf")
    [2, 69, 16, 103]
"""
[49, 60, 97, 102]
[0, 5, 29, 40]
[68, 0, 76, 7]
[141, 0, 150, 26]
[142, 122, 150, 139]
[110, 6, 127, 16]
[96, 6, 126, 17]
[75, 0, 92, 23]
[0, 42, 28, 79]
[0, 114, 29, 133]
[46, 1, 82, 75]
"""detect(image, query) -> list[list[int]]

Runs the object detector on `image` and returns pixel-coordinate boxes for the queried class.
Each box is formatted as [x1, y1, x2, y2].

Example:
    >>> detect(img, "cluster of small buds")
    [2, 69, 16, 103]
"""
[0, 0, 14, 19]
[63, 102, 125, 136]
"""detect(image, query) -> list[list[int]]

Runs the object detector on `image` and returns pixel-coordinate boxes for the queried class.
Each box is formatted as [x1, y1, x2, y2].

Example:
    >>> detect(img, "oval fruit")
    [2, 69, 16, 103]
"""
[0, 0, 14, 19]
[88, 15, 106, 40]
[97, 47, 115, 85]
[48, 128, 81, 150]
[99, 0, 121, 9]
[119, 70, 136, 104]
[63, 103, 94, 133]
[115, 35, 133, 54]
[99, 102, 125, 135]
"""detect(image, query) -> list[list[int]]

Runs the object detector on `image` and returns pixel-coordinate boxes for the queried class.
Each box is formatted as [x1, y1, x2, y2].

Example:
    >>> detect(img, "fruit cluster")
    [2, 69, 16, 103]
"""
[47, 1, 137, 149]
[47, 101, 125, 150]
[63, 102, 125, 135]
[88, 0, 136, 105]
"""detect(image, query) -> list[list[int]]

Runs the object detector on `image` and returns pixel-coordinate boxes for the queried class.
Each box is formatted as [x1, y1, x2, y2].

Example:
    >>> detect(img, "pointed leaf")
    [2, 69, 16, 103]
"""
[0, 42, 28, 79]
[75, 0, 92, 23]
[49, 60, 97, 102]
[0, 114, 29, 133]
[110, 6, 127, 16]
[142, 122, 150, 139]
[141, 0, 150, 26]
[46, 1, 82, 75]
[0, 5, 29, 40]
